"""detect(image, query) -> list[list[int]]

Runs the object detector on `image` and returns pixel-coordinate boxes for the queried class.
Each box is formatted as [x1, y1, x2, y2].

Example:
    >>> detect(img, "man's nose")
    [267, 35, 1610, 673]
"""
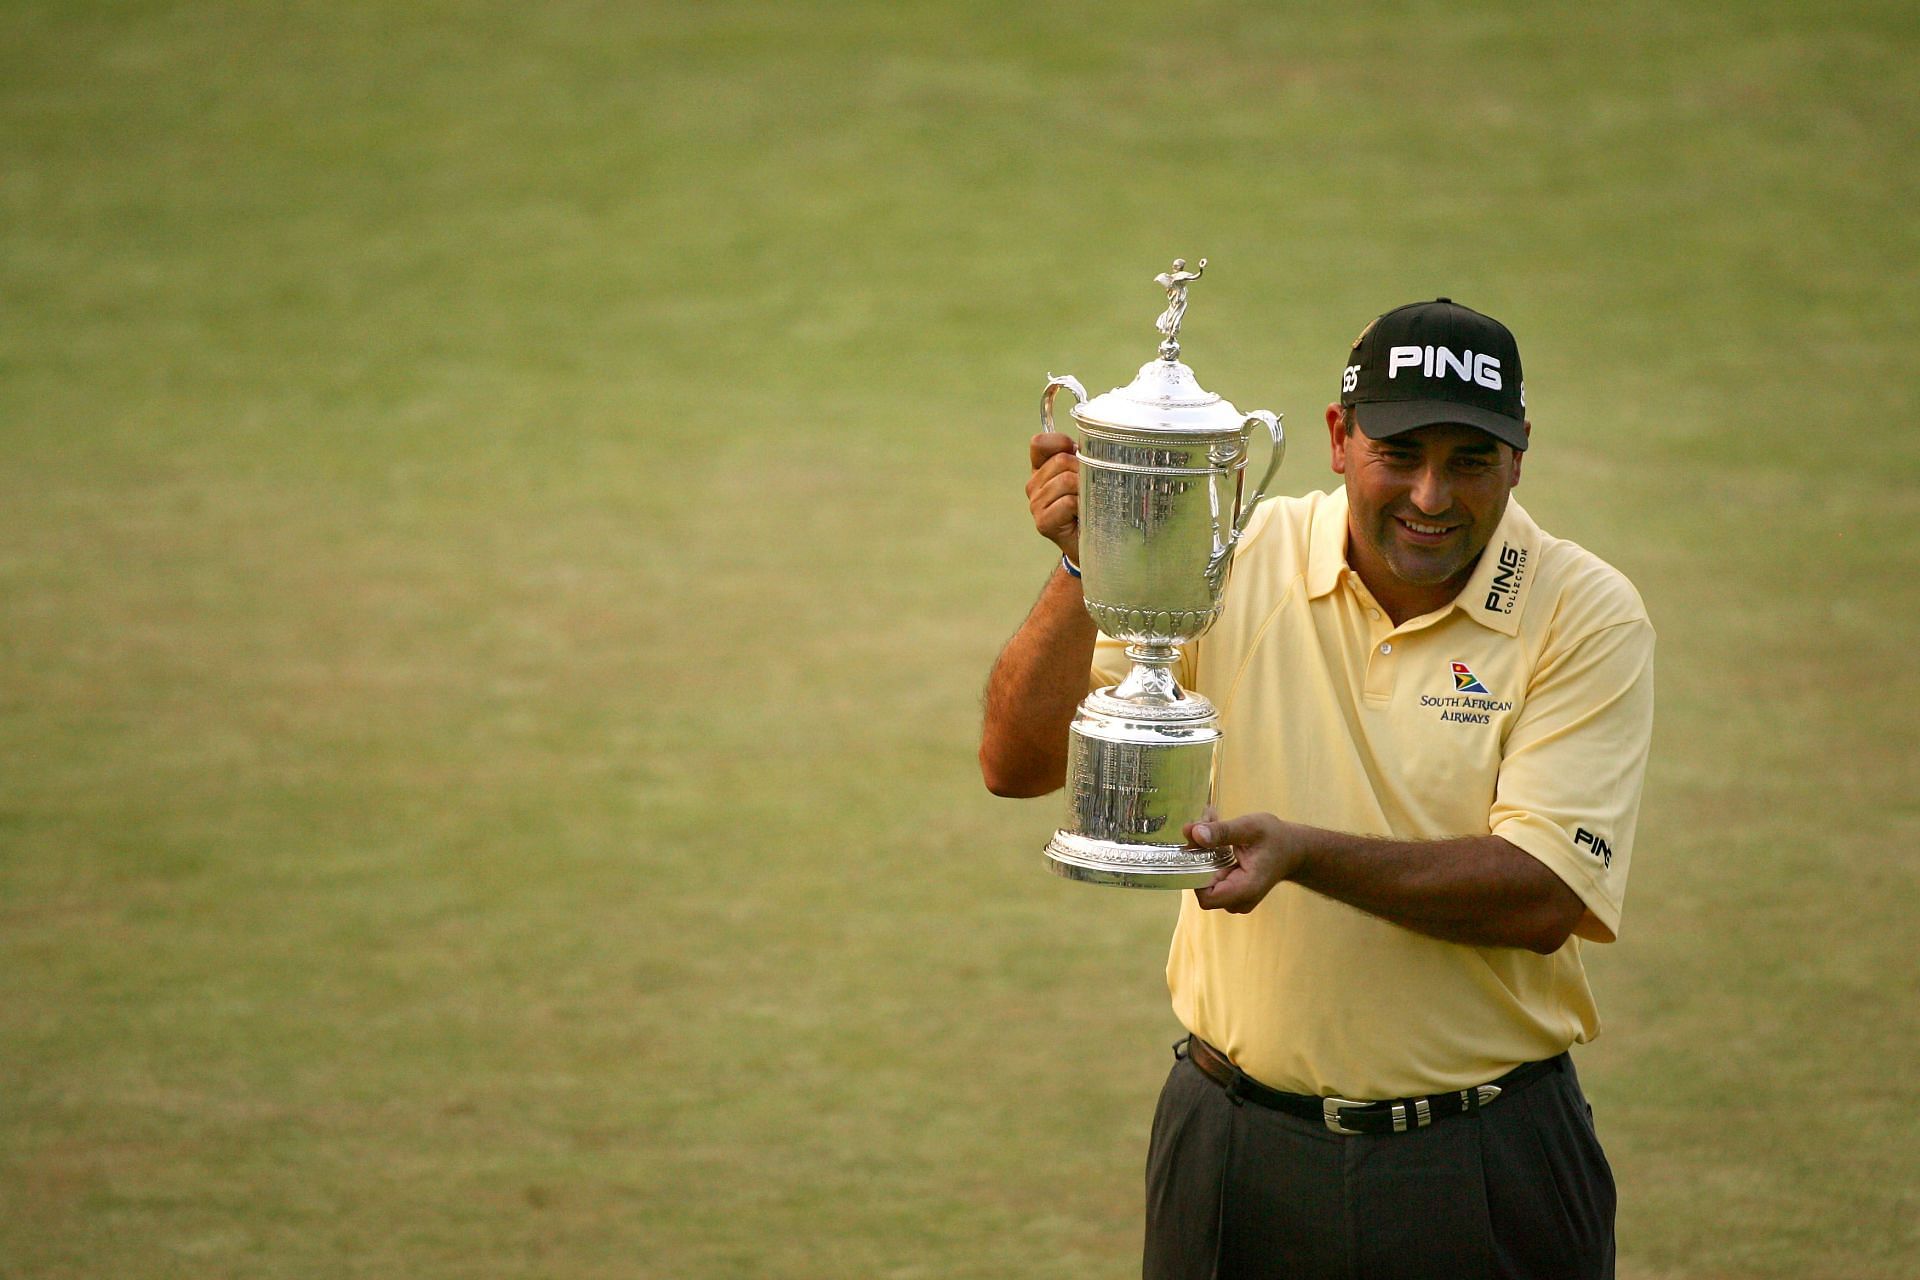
[1410, 466, 1452, 515]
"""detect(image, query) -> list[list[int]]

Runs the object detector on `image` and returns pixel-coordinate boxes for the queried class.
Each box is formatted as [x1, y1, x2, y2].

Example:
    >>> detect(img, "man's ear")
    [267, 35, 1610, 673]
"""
[1326, 404, 1349, 475]
[1510, 420, 1530, 485]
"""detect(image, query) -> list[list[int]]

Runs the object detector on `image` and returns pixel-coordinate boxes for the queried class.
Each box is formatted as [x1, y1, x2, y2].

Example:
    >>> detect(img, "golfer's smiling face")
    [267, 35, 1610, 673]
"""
[1329, 415, 1526, 619]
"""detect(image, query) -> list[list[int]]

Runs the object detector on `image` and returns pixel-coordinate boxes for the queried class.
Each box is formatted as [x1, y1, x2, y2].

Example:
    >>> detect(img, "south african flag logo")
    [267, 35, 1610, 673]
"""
[1451, 662, 1490, 695]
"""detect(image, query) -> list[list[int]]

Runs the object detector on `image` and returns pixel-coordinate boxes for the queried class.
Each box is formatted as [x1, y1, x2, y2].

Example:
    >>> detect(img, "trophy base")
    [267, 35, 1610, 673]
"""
[1044, 830, 1233, 890]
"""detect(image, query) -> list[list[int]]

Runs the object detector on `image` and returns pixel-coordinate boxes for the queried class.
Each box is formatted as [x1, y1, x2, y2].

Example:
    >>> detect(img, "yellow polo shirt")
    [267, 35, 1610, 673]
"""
[1090, 488, 1655, 1099]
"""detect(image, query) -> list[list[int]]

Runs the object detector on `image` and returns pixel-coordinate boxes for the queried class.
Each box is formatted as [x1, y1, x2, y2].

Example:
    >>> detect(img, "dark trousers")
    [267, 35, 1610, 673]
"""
[1144, 1049, 1615, 1280]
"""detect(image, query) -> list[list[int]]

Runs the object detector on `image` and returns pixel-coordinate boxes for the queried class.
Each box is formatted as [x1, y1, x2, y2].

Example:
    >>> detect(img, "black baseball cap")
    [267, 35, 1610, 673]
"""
[1339, 298, 1527, 451]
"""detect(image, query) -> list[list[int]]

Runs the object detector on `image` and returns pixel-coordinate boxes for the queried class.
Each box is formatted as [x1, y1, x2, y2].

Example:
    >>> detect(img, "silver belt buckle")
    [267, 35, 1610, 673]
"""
[1324, 1083, 1506, 1135]
[1323, 1095, 1454, 1135]
[1322, 1097, 1368, 1135]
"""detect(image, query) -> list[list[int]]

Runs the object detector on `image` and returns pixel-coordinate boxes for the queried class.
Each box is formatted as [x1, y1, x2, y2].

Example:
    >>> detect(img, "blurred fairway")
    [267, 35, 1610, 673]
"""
[4, 0, 1918, 1276]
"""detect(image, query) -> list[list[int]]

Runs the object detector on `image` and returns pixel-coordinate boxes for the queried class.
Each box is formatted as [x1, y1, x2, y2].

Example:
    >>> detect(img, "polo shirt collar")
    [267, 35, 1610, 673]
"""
[1304, 487, 1352, 601]
[1455, 497, 1539, 635]
[1302, 487, 1541, 635]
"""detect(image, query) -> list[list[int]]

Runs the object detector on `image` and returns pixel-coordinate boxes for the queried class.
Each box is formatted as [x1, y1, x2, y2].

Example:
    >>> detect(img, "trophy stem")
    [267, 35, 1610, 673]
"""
[1114, 643, 1186, 705]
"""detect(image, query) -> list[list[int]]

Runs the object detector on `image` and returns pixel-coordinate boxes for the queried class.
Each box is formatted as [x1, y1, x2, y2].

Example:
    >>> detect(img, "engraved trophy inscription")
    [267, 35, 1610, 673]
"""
[1040, 259, 1285, 888]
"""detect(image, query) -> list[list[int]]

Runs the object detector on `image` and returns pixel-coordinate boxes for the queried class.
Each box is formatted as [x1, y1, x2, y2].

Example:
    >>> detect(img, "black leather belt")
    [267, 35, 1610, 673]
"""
[1182, 1035, 1565, 1136]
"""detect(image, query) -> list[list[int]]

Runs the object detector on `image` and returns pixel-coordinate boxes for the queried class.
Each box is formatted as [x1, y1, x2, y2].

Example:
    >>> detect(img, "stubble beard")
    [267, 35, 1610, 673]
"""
[1369, 509, 1493, 592]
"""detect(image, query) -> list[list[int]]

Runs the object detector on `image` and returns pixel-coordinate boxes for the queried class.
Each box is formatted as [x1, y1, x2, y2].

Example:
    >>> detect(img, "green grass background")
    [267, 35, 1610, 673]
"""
[4, 1, 1917, 1276]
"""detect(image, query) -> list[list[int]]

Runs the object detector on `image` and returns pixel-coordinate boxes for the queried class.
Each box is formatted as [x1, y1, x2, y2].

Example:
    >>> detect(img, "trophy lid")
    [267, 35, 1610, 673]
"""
[1073, 258, 1251, 437]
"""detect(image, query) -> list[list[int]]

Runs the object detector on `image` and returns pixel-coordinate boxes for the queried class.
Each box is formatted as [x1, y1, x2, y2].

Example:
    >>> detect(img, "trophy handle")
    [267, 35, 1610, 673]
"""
[1041, 374, 1088, 433]
[1207, 410, 1286, 583]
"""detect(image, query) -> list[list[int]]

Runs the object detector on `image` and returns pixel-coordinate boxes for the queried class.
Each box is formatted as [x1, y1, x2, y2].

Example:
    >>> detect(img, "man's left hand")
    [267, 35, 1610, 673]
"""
[1185, 813, 1310, 913]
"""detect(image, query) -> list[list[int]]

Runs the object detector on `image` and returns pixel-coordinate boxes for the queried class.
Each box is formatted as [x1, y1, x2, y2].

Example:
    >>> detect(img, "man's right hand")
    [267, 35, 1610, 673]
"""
[982, 431, 1098, 797]
[1026, 432, 1081, 564]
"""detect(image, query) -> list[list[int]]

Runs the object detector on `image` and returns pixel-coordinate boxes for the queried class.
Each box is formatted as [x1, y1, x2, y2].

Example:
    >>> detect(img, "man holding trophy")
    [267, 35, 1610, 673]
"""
[980, 267, 1654, 1280]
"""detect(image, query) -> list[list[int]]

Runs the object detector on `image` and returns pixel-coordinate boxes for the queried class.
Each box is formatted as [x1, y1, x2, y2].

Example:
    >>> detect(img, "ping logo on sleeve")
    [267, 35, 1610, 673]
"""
[1574, 827, 1614, 867]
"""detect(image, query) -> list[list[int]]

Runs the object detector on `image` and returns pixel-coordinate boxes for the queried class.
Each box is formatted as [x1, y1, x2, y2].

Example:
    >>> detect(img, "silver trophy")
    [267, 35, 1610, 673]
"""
[1041, 259, 1285, 888]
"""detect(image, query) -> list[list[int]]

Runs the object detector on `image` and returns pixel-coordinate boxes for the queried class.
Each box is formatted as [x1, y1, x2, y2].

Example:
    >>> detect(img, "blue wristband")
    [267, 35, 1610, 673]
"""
[1061, 553, 1082, 579]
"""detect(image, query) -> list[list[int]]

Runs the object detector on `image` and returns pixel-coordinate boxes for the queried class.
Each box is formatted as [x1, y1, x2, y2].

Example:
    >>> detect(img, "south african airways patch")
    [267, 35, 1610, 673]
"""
[1450, 662, 1491, 695]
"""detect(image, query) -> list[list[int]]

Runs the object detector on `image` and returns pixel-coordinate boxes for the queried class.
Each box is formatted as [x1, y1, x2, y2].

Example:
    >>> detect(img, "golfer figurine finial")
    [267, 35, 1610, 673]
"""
[1153, 257, 1207, 360]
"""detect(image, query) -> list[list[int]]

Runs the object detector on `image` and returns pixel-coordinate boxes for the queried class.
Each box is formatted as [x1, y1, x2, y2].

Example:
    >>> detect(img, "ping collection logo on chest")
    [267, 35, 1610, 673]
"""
[1419, 660, 1514, 725]
[1483, 543, 1529, 615]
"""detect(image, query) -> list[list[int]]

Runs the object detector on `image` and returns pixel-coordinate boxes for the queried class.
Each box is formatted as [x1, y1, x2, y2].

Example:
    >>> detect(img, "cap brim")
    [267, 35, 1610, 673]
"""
[1353, 399, 1528, 451]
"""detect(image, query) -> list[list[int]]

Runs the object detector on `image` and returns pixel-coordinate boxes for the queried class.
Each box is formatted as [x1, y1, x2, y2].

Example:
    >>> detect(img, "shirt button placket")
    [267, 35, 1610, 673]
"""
[1368, 637, 1396, 698]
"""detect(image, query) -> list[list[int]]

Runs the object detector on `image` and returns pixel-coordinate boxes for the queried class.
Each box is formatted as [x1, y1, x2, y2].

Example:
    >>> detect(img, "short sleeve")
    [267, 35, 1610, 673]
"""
[1490, 618, 1655, 943]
